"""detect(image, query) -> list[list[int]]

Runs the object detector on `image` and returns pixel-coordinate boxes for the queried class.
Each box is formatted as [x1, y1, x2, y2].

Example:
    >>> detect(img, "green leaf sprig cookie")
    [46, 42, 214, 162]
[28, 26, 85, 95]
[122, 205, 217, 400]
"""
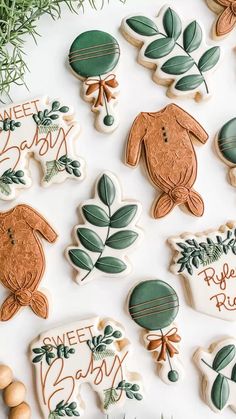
[66, 172, 142, 284]
[121, 6, 221, 101]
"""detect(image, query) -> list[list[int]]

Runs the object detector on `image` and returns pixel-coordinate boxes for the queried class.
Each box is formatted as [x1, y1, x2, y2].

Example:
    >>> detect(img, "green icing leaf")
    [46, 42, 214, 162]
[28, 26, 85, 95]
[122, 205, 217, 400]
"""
[110, 205, 138, 228]
[198, 46, 220, 73]
[161, 56, 194, 75]
[0, 181, 11, 196]
[68, 249, 94, 271]
[175, 74, 204, 91]
[144, 37, 175, 59]
[44, 160, 60, 183]
[163, 7, 182, 40]
[211, 374, 229, 411]
[183, 21, 202, 53]
[212, 345, 236, 372]
[77, 228, 104, 253]
[98, 174, 115, 206]
[231, 364, 236, 382]
[95, 257, 127, 273]
[126, 16, 159, 36]
[106, 230, 138, 249]
[82, 205, 110, 227]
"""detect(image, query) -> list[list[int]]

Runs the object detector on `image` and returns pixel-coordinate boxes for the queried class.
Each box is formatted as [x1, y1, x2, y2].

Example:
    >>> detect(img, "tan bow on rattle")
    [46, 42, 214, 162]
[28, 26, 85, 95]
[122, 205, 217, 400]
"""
[146, 327, 181, 362]
[85, 74, 119, 108]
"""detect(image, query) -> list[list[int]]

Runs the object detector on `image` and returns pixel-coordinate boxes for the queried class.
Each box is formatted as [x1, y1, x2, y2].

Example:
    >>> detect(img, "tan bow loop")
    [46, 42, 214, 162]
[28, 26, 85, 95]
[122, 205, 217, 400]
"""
[85, 74, 118, 108]
[146, 327, 181, 362]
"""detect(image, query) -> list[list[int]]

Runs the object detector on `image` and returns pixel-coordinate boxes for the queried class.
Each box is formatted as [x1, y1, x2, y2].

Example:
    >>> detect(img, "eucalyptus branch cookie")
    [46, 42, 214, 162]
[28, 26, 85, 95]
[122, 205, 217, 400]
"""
[0, 97, 85, 200]
[206, 0, 236, 39]
[215, 117, 236, 187]
[194, 338, 236, 413]
[121, 6, 221, 101]
[128, 280, 184, 385]
[66, 172, 142, 284]
[68, 30, 120, 133]
[30, 317, 143, 418]
[168, 221, 236, 321]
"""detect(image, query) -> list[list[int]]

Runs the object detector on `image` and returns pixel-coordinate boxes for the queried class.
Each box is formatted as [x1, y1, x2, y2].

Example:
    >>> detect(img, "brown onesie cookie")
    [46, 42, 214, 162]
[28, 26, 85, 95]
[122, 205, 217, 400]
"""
[0, 204, 57, 321]
[126, 104, 208, 218]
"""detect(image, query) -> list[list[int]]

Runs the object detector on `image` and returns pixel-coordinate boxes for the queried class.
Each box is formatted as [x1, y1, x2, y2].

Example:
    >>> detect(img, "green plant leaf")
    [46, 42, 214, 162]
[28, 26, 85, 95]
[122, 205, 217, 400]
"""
[98, 174, 115, 206]
[110, 205, 138, 228]
[175, 74, 204, 91]
[211, 373, 229, 411]
[68, 249, 94, 271]
[77, 228, 104, 252]
[144, 37, 175, 59]
[82, 205, 110, 227]
[126, 16, 159, 36]
[163, 7, 182, 40]
[161, 56, 194, 75]
[212, 345, 236, 372]
[198, 46, 220, 72]
[183, 21, 202, 53]
[106, 230, 138, 249]
[95, 257, 127, 273]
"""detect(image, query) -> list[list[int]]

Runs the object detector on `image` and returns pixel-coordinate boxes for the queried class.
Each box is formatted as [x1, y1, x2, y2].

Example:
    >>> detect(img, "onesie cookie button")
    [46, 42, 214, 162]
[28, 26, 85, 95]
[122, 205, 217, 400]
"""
[3, 381, 26, 407]
[0, 365, 13, 389]
[9, 402, 31, 419]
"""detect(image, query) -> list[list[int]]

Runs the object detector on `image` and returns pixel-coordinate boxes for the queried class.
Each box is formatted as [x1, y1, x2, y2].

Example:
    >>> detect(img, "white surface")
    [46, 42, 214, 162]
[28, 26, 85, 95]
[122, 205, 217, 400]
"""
[1, 0, 236, 418]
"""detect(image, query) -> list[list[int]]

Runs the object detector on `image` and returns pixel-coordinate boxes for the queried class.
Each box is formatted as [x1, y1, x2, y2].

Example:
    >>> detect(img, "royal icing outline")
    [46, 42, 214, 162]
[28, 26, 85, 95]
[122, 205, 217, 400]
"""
[126, 103, 208, 218]
[194, 338, 236, 413]
[128, 280, 184, 385]
[66, 172, 143, 285]
[206, 0, 236, 39]
[31, 317, 143, 417]
[169, 221, 236, 321]
[68, 30, 120, 134]
[121, 5, 221, 101]
[0, 96, 85, 200]
[215, 117, 236, 187]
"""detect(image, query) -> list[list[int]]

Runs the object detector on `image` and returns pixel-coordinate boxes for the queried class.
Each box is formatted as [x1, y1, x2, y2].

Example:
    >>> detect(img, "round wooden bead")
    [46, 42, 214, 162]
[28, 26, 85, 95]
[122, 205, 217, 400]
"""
[9, 402, 31, 419]
[0, 365, 13, 390]
[3, 381, 26, 407]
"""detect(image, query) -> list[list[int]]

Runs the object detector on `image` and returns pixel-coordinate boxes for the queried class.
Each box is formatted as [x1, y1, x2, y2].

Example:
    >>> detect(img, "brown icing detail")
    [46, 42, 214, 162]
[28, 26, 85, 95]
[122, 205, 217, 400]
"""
[85, 74, 119, 108]
[214, 0, 236, 36]
[146, 327, 181, 362]
[0, 204, 57, 321]
[126, 104, 208, 218]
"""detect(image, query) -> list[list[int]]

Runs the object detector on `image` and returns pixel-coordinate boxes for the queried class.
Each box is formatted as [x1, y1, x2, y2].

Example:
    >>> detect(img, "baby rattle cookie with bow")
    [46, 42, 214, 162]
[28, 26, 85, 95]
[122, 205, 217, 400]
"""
[128, 279, 184, 384]
[69, 30, 120, 134]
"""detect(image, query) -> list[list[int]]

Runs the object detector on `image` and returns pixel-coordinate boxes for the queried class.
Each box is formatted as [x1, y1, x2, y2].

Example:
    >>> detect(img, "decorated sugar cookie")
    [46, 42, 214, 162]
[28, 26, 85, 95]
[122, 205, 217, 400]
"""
[0, 96, 85, 200]
[128, 280, 184, 384]
[69, 30, 120, 133]
[0, 204, 57, 321]
[216, 117, 236, 187]
[31, 317, 143, 417]
[121, 6, 221, 101]
[194, 338, 236, 413]
[206, 0, 236, 39]
[126, 103, 208, 218]
[66, 172, 142, 284]
[169, 221, 236, 321]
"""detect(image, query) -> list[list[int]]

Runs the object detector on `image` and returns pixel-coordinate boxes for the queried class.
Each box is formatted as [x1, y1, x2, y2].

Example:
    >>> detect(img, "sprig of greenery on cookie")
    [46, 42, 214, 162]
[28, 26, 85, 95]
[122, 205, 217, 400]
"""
[32, 344, 75, 366]
[104, 380, 143, 410]
[0, 169, 26, 197]
[87, 324, 122, 359]
[32, 101, 69, 127]
[49, 400, 79, 418]
[125, 7, 220, 94]
[44, 155, 81, 183]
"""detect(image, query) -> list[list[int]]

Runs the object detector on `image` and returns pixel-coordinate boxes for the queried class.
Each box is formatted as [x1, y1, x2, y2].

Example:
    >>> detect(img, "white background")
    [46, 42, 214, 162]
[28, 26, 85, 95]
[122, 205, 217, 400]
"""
[1, 0, 236, 418]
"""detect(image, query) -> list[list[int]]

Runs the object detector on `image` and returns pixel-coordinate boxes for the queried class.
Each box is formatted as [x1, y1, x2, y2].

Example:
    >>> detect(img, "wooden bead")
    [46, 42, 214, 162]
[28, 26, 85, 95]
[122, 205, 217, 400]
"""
[3, 381, 26, 407]
[0, 365, 13, 390]
[9, 402, 31, 419]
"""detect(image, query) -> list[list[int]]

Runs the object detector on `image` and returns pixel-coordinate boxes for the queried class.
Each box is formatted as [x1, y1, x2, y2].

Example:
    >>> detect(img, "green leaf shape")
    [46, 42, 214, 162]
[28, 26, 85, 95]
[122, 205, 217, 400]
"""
[183, 21, 202, 53]
[0, 181, 10, 196]
[68, 249, 94, 271]
[212, 345, 236, 372]
[163, 8, 182, 40]
[44, 160, 60, 183]
[106, 230, 138, 249]
[144, 37, 175, 59]
[231, 363, 236, 382]
[161, 56, 194, 75]
[175, 74, 204, 91]
[95, 257, 127, 273]
[98, 174, 116, 206]
[211, 373, 229, 411]
[126, 16, 159, 36]
[110, 205, 138, 228]
[77, 228, 104, 253]
[198, 46, 220, 73]
[82, 205, 110, 227]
